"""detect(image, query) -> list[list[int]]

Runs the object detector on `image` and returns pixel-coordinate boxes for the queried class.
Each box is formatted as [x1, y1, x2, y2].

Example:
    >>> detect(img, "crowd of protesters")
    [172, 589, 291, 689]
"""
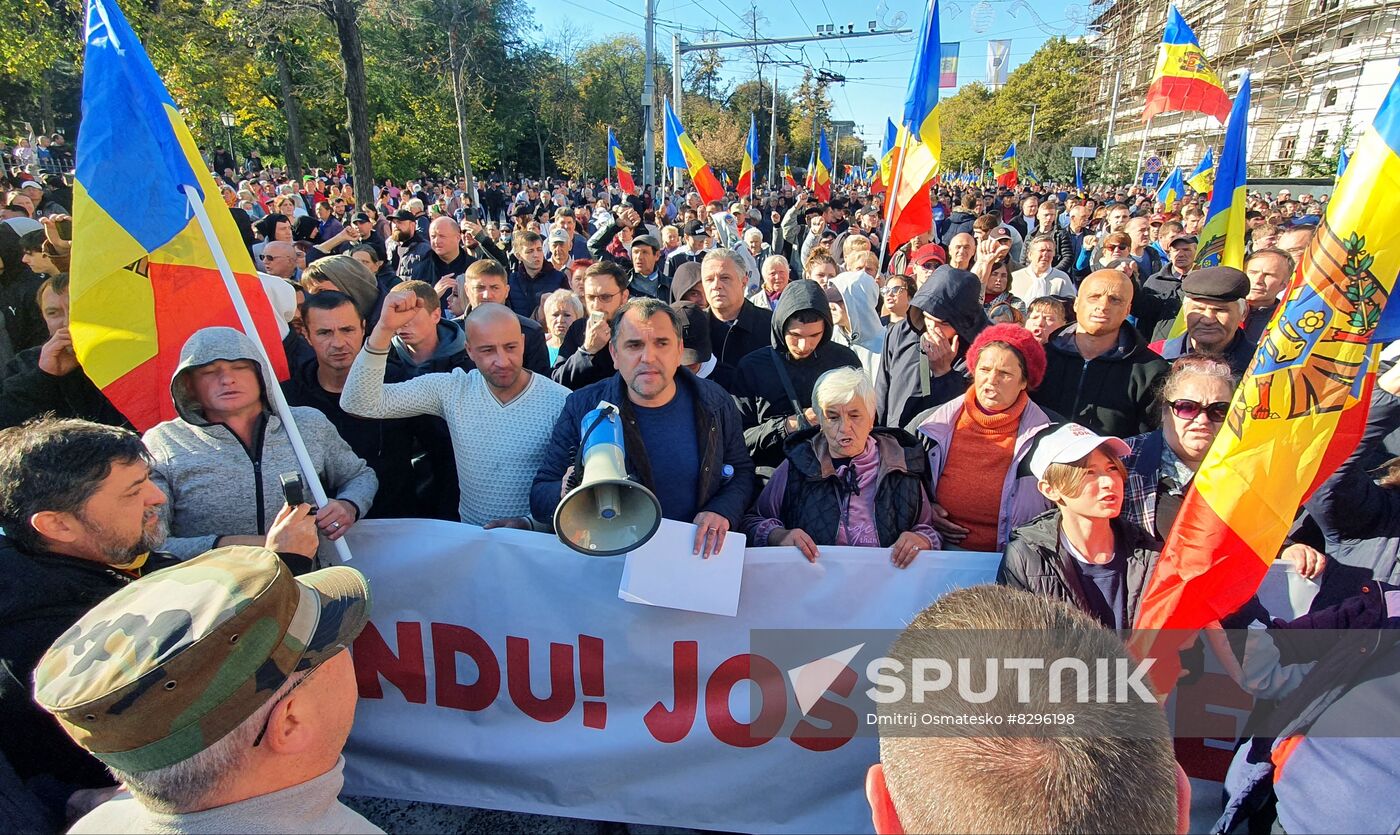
[0, 151, 1396, 835]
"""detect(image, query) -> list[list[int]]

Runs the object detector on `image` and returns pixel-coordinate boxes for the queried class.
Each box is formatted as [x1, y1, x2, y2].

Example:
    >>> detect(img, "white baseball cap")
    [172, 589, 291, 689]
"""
[1028, 423, 1131, 481]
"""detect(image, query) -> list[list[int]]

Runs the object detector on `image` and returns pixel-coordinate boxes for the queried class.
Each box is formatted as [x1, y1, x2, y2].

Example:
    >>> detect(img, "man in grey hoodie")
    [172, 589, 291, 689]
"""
[143, 327, 378, 564]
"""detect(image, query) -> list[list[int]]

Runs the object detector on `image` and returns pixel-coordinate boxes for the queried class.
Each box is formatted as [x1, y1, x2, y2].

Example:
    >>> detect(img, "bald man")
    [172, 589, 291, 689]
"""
[259, 240, 302, 283]
[409, 216, 475, 291]
[341, 297, 569, 527]
[1032, 269, 1169, 437]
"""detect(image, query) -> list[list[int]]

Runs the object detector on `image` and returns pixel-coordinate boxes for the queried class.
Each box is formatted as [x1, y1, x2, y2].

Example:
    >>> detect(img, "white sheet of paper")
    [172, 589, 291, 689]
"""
[618, 518, 745, 617]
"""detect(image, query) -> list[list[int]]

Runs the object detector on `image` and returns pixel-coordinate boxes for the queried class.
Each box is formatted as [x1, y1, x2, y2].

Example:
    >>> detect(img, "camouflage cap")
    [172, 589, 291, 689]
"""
[33, 546, 370, 773]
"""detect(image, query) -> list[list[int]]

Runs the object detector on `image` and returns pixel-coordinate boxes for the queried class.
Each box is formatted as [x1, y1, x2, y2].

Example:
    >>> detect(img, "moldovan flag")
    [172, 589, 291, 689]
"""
[1156, 166, 1185, 211]
[737, 114, 757, 198]
[814, 128, 833, 201]
[1337, 146, 1350, 180]
[873, 118, 899, 196]
[782, 155, 797, 189]
[1143, 5, 1232, 123]
[1186, 146, 1215, 195]
[72, 0, 287, 431]
[886, 0, 943, 254]
[994, 144, 1019, 188]
[804, 149, 816, 190]
[1131, 71, 1400, 693]
[663, 99, 724, 205]
[607, 129, 635, 195]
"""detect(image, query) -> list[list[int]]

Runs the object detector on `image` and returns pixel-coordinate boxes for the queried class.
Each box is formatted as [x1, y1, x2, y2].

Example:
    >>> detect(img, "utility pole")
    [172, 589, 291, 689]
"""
[768, 79, 778, 185]
[1025, 103, 1038, 144]
[672, 33, 683, 194]
[642, 0, 656, 187]
[1104, 67, 1122, 155]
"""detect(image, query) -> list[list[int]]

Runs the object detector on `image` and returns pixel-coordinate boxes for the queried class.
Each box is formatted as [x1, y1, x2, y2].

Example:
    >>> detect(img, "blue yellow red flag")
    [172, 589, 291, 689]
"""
[1186, 147, 1215, 194]
[70, 0, 287, 430]
[814, 127, 833, 201]
[662, 99, 724, 205]
[1194, 74, 1250, 271]
[1144, 5, 1231, 123]
[737, 114, 757, 198]
[903, 0, 943, 145]
[783, 155, 797, 189]
[1132, 71, 1400, 692]
[1337, 146, 1350, 180]
[663, 98, 685, 171]
[993, 144, 1019, 188]
[1156, 166, 1185, 211]
[607, 128, 636, 195]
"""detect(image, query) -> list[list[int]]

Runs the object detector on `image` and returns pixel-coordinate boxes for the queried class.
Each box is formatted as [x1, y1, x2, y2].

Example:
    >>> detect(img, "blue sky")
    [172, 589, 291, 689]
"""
[529, 0, 1094, 149]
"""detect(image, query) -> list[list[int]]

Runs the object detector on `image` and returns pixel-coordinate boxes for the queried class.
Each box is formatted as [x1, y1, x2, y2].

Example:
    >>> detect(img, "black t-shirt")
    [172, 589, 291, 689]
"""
[1062, 532, 1128, 630]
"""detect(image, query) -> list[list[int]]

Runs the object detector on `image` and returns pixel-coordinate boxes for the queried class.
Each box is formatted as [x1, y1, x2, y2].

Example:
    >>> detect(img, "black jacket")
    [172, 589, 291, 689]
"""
[0, 346, 130, 429]
[507, 262, 568, 319]
[391, 233, 431, 281]
[732, 280, 862, 469]
[1135, 263, 1187, 338]
[877, 266, 989, 429]
[710, 301, 772, 369]
[408, 248, 474, 286]
[940, 210, 978, 246]
[587, 222, 669, 300]
[529, 369, 755, 528]
[0, 538, 179, 809]
[551, 316, 616, 390]
[1033, 323, 1169, 438]
[281, 359, 418, 518]
[997, 510, 1159, 627]
[0, 225, 44, 352]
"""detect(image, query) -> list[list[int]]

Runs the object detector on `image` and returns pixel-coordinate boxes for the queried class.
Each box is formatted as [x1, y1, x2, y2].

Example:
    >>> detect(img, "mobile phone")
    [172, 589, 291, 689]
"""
[279, 472, 307, 507]
[590, 310, 604, 322]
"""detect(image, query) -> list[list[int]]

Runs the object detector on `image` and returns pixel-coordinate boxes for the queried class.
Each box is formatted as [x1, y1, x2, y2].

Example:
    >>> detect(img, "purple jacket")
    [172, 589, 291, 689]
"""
[916, 394, 1055, 549]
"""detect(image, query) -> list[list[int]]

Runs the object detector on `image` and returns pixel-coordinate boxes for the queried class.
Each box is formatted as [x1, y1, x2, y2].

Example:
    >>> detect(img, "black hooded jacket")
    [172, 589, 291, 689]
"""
[732, 279, 862, 469]
[0, 225, 44, 352]
[877, 266, 989, 429]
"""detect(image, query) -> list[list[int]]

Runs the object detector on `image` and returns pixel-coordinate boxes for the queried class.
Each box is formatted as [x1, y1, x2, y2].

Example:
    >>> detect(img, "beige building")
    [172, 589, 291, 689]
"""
[1084, 0, 1400, 178]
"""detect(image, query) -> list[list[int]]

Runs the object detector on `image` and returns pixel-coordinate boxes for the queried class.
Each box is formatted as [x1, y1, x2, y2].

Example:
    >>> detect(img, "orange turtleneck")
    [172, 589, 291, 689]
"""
[934, 388, 1028, 551]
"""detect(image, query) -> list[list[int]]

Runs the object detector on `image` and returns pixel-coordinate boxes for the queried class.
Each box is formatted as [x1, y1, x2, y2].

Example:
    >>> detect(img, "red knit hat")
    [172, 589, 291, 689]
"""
[968, 323, 1047, 390]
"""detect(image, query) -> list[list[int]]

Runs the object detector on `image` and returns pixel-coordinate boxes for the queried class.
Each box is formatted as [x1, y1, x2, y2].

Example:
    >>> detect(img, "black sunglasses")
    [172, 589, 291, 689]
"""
[1170, 399, 1229, 423]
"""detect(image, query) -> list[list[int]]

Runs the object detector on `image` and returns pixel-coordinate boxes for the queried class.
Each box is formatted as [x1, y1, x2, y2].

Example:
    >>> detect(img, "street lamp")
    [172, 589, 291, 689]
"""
[219, 112, 236, 157]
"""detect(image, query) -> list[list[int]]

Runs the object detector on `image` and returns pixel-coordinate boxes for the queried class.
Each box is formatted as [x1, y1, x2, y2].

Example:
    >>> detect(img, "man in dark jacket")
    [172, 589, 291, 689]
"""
[587, 205, 668, 300]
[552, 261, 630, 390]
[506, 230, 568, 318]
[939, 194, 979, 247]
[281, 291, 417, 518]
[408, 216, 474, 288]
[389, 209, 431, 280]
[732, 279, 862, 470]
[1034, 269, 1169, 438]
[701, 249, 772, 368]
[0, 274, 129, 429]
[877, 266, 989, 430]
[1135, 232, 1197, 337]
[457, 259, 551, 375]
[1150, 267, 1254, 374]
[0, 418, 316, 824]
[0, 220, 44, 352]
[531, 298, 754, 553]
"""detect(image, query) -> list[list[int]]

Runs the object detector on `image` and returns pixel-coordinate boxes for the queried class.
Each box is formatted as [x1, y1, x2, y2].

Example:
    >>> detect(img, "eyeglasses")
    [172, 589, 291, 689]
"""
[583, 292, 619, 305]
[1169, 399, 1229, 423]
[251, 658, 328, 747]
[1105, 243, 1128, 251]
[882, 285, 907, 295]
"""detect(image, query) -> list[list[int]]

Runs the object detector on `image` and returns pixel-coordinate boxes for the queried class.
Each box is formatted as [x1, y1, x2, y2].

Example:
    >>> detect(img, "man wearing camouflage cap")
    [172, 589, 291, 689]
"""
[35, 546, 381, 833]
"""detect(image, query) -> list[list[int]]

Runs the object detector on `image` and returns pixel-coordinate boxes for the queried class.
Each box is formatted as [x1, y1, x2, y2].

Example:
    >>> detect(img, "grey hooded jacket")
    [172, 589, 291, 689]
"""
[142, 327, 378, 561]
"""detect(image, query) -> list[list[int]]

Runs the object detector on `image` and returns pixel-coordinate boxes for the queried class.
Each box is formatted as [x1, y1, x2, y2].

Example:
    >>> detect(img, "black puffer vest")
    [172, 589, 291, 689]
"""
[779, 427, 930, 547]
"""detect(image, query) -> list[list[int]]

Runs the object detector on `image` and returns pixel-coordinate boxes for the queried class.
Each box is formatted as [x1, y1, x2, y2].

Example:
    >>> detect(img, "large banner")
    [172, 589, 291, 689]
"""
[339, 520, 1000, 833]
[338, 520, 1313, 833]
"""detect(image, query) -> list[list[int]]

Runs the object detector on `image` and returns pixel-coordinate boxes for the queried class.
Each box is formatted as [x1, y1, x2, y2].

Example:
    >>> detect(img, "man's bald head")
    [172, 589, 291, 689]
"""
[1074, 269, 1135, 336]
[464, 302, 521, 342]
[261, 241, 299, 280]
[429, 216, 462, 259]
[465, 303, 526, 391]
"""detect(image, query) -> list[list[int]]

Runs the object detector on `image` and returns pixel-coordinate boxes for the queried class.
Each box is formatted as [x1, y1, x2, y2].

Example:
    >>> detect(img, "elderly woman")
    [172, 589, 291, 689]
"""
[742, 367, 938, 567]
[539, 288, 583, 365]
[917, 324, 1054, 552]
[1123, 356, 1326, 578]
[979, 257, 1026, 324]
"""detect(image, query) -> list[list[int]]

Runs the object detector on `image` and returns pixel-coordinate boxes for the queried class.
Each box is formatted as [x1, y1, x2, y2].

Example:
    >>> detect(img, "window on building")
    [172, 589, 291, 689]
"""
[1318, 0, 1341, 10]
[1325, 88, 1338, 107]
[1280, 136, 1297, 159]
[1314, 130, 1330, 153]
[1341, 32, 1354, 48]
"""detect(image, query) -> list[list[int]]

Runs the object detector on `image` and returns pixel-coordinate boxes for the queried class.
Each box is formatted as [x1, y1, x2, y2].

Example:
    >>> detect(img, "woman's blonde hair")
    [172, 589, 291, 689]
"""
[1041, 449, 1128, 500]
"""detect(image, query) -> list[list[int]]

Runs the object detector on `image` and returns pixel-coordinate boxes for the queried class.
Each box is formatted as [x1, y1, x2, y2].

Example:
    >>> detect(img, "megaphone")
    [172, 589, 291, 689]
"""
[554, 402, 662, 556]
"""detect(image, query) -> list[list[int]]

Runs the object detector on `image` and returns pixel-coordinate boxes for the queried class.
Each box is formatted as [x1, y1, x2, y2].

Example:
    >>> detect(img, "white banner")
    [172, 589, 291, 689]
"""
[339, 519, 1000, 833]
[986, 39, 1011, 88]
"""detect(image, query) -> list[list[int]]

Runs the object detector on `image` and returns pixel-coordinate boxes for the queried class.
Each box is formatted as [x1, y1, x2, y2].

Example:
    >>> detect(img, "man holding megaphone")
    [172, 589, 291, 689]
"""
[531, 298, 755, 558]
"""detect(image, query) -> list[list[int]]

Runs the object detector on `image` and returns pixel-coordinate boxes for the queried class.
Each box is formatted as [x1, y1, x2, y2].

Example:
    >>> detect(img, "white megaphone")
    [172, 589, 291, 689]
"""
[554, 402, 662, 556]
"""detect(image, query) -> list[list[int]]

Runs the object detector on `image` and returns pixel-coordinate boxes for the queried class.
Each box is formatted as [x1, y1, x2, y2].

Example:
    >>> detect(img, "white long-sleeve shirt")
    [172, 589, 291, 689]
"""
[340, 350, 568, 525]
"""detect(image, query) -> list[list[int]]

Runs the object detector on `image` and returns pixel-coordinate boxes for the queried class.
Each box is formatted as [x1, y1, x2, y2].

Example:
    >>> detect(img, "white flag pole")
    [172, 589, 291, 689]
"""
[877, 127, 913, 270]
[181, 184, 354, 562]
